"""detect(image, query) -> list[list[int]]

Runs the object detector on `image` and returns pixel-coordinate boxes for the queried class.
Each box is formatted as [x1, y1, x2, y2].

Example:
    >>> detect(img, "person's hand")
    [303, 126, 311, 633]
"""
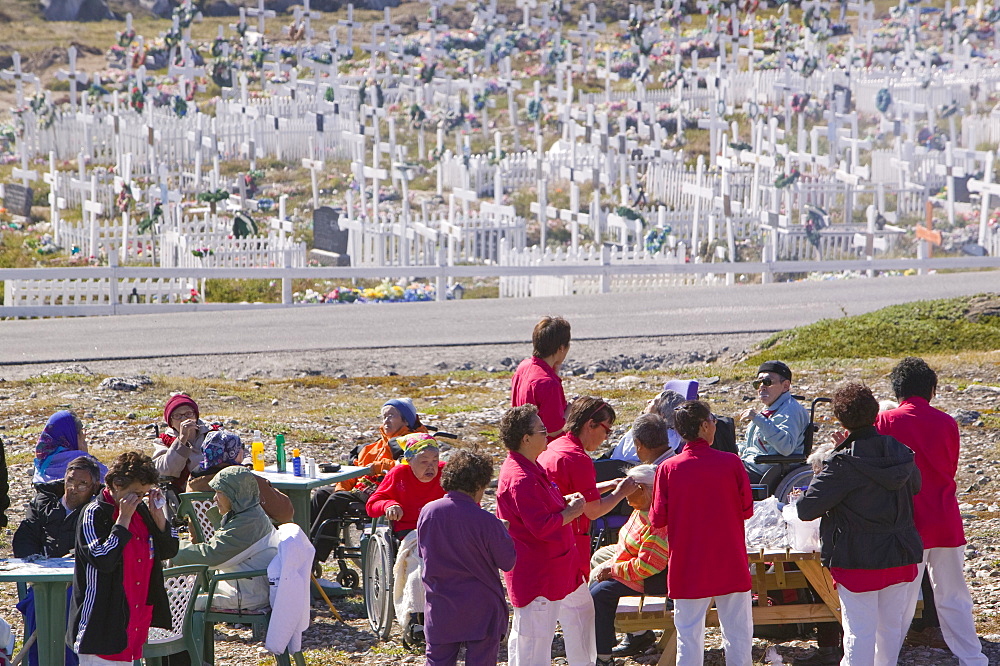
[116, 493, 142, 526]
[593, 563, 613, 582]
[832, 429, 849, 446]
[565, 492, 585, 511]
[643, 397, 657, 414]
[384, 505, 404, 522]
[615, 476, 638, 497]
[740, 408, 757, 424]
[178, 419, 198, 445]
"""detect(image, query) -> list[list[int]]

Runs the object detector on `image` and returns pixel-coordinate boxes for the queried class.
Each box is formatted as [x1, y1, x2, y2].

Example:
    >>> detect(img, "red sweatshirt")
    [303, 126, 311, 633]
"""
[366, 461, 446, 533]
[876, 397, 966, 549]
[649, 439, 753, 599]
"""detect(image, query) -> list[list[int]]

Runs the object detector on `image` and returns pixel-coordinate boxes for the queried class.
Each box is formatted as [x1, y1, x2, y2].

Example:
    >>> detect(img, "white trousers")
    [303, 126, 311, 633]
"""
[508, 582, 597, 666]
[78, 656, 132, 666]
[673, 591, 753, 666]
[899, 547, 988, 666]
[837, 579, 912, 666]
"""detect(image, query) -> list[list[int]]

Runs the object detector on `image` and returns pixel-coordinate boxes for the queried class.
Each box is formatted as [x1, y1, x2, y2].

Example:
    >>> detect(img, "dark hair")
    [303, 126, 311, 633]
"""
[673, 400, 713, 441]
[500, 404, 539, 451]
[532, 316, 571, 358]
[105, 451, 159, 489]
[632, 414, 670, 451]
[66, 456, 101, 485]
[889, 356, 937, 401]
[441, 449, 494, 495]
[832, 382, 879, 431]
[564, 396, 616, 436]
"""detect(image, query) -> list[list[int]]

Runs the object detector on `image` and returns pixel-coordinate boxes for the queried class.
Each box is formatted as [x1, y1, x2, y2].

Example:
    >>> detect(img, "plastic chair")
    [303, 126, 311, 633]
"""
[196, 570, 306, 665]
[177, 492, 222, 543]
[133, 564, 206, 666]
[590, 458, 633, 552]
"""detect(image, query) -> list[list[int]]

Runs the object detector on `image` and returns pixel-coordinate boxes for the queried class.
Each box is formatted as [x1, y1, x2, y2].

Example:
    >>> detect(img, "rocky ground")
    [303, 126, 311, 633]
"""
[1, 334, 998, 665]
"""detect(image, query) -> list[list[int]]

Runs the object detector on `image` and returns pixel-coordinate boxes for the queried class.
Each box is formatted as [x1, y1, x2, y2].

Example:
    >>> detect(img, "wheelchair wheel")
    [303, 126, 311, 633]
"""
[338, 568, 360, 589]
[363, 526, 397, 640]
[774, 466, 815, 504]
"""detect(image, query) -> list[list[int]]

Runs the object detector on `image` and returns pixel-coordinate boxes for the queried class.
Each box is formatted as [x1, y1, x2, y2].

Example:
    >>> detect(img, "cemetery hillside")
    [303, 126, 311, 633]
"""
[1, 0, 1000, 663]
[0, 0, 999, 314]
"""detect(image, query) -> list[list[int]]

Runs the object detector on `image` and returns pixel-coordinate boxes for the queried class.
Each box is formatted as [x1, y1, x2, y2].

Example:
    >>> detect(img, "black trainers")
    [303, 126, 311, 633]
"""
[611, 630, 656, 657]
[793, 646, 844, 665]
[596, 658, 617, 666]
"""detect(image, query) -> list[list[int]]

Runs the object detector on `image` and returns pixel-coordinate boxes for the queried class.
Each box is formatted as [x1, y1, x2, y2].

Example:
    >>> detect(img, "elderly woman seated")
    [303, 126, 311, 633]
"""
[365, 433, 446, 646]
[187, 430, 293, 525]
[33, 410, 106, 496]
[311, 398, 426, 564]
[172, 465, 277, 611]
[589, 464, 669, 663]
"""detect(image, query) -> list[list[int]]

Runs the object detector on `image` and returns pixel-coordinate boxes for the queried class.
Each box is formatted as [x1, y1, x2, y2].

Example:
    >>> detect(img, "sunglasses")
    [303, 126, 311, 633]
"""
[752, 377, 776, 389]
[597, 422, 612, 435]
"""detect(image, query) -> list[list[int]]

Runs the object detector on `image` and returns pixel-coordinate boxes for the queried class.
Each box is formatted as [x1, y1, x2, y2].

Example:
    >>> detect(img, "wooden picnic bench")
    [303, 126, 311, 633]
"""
[614, 548, 841, 665]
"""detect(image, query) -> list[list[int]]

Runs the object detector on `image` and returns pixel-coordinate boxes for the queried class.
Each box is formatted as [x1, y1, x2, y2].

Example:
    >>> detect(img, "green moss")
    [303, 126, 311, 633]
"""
[748, 295, 1000, 364]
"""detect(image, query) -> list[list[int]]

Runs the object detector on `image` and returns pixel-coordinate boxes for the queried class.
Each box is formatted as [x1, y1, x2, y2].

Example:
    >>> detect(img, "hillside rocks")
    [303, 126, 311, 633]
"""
[41, 0, 114, 21]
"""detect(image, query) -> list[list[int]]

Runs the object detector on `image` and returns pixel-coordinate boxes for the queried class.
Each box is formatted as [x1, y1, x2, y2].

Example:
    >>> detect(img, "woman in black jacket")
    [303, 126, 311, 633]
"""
[797, 382, 922, 666]
[68, 451, 179, 664]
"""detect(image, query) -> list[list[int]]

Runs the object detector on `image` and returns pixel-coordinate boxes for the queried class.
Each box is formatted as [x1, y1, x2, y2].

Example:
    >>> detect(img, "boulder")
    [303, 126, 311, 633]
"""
[201, 0, 240, 16]
[41, 0, 115, 20]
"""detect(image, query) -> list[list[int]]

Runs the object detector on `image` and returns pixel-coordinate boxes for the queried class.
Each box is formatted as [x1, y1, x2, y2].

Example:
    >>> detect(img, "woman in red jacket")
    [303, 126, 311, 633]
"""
[365, 433, 445, 537]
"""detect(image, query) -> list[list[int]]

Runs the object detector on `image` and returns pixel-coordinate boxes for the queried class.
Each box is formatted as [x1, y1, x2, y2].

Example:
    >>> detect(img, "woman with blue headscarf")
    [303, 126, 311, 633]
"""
[33, 411, 106, 495]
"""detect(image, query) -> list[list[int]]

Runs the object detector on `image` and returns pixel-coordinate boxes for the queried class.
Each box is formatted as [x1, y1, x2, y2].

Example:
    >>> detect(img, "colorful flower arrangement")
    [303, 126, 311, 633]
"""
[294, 281, 437, 304]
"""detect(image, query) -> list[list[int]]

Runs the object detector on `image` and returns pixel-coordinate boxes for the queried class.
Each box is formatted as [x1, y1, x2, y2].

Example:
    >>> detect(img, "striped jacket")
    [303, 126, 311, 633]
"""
[610, 509, 670, 592]
[67, 494, 179, 655]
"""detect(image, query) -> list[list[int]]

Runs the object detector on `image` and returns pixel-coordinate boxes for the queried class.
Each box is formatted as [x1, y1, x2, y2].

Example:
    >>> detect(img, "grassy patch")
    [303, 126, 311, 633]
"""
[749, 295, 1000, 364]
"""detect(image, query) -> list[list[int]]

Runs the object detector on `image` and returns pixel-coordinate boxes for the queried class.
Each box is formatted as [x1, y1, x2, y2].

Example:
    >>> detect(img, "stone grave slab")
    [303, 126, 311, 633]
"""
[310, 205, 350, 266]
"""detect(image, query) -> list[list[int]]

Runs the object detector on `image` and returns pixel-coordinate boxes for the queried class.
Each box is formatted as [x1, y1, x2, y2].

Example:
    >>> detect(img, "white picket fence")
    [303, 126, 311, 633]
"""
[762, 224, 906, 261]
[499, 242, 711, 297]
[4, 275, 198, 309]
[163, 234, 307, 269]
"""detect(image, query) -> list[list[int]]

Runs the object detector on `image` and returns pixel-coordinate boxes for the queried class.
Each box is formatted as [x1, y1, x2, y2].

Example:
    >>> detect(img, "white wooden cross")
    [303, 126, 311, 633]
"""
[968, 151, 1000, 247]
[56, 46, 89, 109]
[0, 52, 40, 107]
[269, 194, 293, 240]
[698, 79, 730, 167]
[681, 155, 714, 256]
[935, 141, 966, 226]
[169, 45, 206, 100]
[246, 0, 276, 35]
[43, 151, 66, 244]
[83, 175, 104, 259]
[338, 4, 363, 52]
[301, 138, 325, 209]
[114, 153, 135, 263]
[12, 138, 38, 189]
[516, 0, 538, 29]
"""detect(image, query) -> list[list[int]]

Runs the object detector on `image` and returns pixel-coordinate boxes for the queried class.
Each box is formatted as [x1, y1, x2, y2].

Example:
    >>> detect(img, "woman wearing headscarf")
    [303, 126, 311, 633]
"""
[365, 433, 446, 537]
[33, 411, 107, 495]
[311, 398, 427, 563]
[172, 465, 278, 611]
[366, 433, 446, 646]
[186, 430, 294, 525]
[153, 394, 220, 494]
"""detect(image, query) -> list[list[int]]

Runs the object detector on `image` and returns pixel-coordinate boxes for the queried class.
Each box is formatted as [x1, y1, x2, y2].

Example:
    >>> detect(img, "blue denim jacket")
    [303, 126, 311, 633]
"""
[739, 390, 810, 477]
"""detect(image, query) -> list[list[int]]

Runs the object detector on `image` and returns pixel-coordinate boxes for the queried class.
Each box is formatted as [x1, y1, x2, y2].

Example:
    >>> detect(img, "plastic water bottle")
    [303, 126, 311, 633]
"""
[275, 434, 287, 473]
[292, 448, 302, 477]
[251, 430, 265, 472]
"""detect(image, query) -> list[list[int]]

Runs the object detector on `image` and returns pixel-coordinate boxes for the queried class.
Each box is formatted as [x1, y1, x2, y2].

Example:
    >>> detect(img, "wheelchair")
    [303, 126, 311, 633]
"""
[750, 396, 832, 503]
[310, 427, 457, 590]
[360, 519, 399, 641]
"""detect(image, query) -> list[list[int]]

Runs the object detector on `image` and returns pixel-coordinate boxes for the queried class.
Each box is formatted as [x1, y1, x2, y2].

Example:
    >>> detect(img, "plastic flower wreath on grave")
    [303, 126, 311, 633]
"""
[875, 88, 892, 114]
[138, 203, 163, 235]
[29, 94, 55, 130]
[198, 189, 230, 215]
[644, 226, 673, 254]
[117, 28, 136, 48]
[232, 211, 258, 238]
[116, 183, 135, 215]
[804, 206, 828, 249]
[525, 97, 543, 122]
[775, 169, 801, 189]
[616, 205, 647, 227]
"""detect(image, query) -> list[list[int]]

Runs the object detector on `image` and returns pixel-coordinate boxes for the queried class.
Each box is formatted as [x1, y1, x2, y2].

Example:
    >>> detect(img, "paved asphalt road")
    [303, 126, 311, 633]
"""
[2, 272, 997, 365]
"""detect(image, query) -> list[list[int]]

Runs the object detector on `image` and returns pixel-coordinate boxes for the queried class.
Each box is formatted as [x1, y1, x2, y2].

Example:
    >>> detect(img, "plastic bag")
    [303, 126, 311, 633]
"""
[745, 496, 789, 549]
[783, 502, 822, 552]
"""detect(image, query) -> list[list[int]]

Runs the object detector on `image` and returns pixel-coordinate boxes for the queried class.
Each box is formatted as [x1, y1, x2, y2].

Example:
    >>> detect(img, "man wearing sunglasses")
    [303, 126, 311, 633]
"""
[738, 360, 810, 483]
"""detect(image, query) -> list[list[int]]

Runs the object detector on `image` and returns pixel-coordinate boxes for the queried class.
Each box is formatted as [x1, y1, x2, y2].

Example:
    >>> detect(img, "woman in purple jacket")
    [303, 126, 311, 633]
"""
[417, 449, 516, 666]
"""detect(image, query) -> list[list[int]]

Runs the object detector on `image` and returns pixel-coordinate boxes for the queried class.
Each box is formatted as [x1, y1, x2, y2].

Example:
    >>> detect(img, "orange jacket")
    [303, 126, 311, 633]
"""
[336, 424, 428, 493]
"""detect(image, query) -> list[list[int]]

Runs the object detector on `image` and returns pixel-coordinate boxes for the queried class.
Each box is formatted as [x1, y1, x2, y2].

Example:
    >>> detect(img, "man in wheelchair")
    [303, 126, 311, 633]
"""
[738, 361, 810, 486]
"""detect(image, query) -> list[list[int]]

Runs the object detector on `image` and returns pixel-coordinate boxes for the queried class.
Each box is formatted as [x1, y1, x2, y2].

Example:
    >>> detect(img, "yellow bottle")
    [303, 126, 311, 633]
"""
[251, 430, 265, 471]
